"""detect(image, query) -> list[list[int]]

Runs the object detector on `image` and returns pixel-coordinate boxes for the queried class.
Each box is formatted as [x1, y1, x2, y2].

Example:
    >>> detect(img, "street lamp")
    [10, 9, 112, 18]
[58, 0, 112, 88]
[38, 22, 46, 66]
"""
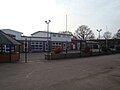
[25, 36, 27, 63]
[45, 20, 51, 53]
[97, 29, 102, 39]
[97, 29, 102, 55]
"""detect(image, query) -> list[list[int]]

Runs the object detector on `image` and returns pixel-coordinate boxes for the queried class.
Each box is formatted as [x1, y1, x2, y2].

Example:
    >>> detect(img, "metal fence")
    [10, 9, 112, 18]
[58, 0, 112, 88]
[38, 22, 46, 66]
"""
[45, 39, 120, 60]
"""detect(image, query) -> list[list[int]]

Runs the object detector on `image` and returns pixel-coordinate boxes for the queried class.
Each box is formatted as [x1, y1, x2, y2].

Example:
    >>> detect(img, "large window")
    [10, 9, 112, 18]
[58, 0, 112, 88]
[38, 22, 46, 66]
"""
[93, 44, 99, 49]
[52, 42, 61, 50]
[63, 35, 66, 37]
[58, 34, 61, 37]
[0, 45, 15, 53]
[0, 45, 4, 53]
[52, 34, 56, 37]
[31, 42, 43, 51]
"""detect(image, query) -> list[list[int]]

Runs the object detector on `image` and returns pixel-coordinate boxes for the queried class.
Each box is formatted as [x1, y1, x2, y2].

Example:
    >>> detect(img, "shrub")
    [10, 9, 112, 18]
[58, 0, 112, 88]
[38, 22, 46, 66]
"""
[102, 46, 111, 52]
[53, 48, 62, 54]
[83, 45, 91, 53]
[116, 45, 120, 51]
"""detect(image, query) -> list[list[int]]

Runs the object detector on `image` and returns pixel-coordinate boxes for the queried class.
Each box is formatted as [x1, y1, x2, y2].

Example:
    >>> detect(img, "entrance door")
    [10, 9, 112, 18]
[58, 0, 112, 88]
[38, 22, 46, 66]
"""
[63, 43, 66, 50]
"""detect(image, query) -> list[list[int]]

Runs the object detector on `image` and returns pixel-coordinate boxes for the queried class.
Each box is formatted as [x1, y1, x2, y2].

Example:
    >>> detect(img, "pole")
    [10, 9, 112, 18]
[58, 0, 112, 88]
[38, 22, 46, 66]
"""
[99, 32, 100, 39]
[47, 23, 49, 53]
[45, 20, 51, 55]
[66, 15, 68, 54]
[80, 40, 82, 56]
[97, 29, 102, 55]
[9, 45, 12, 63]
[66, 15, 67, 32]
[97, 31, 100, 55]
[106, 25, 108, 50]
[65, 41, 68, 54]
[18, 45, 20, 60]
[25, 37, 27, 63]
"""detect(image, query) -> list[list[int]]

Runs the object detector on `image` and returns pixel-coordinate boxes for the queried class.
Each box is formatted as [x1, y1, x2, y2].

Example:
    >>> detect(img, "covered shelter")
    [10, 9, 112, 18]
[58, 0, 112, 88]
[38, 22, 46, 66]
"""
[0, 30, 21, 62]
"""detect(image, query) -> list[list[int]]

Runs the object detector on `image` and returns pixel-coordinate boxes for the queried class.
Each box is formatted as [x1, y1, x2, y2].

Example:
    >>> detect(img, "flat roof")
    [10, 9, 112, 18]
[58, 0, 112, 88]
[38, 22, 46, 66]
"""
[31, 31, 72, 36]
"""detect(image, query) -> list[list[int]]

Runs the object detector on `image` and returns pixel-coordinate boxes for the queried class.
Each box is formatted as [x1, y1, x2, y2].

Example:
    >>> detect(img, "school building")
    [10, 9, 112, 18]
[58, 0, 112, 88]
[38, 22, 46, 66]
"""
[1, 29, 120, 53]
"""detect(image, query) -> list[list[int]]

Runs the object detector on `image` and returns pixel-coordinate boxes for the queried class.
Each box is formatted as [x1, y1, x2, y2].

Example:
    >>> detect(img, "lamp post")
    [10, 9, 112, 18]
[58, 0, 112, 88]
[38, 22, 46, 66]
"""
[45, 20, 51, 54]
[97, 29, 102, 39]
[97, 29, 102, 55]
[25, 37, 27, 63]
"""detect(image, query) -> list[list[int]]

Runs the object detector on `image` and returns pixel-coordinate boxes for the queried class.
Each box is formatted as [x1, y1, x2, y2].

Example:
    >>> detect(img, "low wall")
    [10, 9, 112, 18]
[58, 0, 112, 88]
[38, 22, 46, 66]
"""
[45, 51, 120, 60]
[45, 53, 81, 60]
[0, 52, 20, 62]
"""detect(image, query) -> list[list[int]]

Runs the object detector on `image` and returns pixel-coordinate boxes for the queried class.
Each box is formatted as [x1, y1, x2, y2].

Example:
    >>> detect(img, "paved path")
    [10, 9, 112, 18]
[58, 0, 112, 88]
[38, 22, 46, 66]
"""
[20, 53, 46, 62]
[0, 54, 120, 90]
[20, 51, 81, 62]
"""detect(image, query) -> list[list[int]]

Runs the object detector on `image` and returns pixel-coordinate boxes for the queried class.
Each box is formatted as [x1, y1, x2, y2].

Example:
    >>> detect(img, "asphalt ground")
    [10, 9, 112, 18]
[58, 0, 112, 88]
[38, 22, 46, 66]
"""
[20, 53, 46, 62]
[20, 51, 81, 62]
[0, 54, 120, 90]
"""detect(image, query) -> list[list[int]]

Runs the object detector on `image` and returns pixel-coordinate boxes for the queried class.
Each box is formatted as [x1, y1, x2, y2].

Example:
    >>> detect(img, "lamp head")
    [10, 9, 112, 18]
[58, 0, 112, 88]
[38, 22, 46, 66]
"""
[49, 20, 51, 22]
[97, 29, 102, 32]
[45, 21, 47, 23]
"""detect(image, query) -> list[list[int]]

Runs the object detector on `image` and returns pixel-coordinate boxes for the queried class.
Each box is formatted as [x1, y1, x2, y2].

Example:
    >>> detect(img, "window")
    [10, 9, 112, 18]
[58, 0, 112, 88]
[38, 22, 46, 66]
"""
[0, 45, 2, 52]
[59, 43, 61, 45]
[56, 42, 58, 45]
[52, 43, 55, 45]
[52, 42, 62, 50]
[39, 42, 43, 45]
[30, 41, 43, 51]
[31, 42, 34, 44]
[58, 34, 61, 37]
[0, 45, 15, 53]
[53, 34, 56, 37]
[63, 35, 66, 37]
[67, 35, 70, 38]
[93, 44, 98, 49]
[36, 42, 38, 44]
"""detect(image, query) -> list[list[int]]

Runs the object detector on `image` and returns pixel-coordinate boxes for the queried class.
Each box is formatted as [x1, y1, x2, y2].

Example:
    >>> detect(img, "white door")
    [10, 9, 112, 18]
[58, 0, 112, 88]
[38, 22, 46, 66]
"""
[63, 43, 66, 50]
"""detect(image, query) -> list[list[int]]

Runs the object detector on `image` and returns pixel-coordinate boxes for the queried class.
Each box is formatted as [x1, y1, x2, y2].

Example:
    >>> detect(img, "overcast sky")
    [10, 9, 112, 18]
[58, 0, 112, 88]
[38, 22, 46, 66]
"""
[0, 0, 120, 37]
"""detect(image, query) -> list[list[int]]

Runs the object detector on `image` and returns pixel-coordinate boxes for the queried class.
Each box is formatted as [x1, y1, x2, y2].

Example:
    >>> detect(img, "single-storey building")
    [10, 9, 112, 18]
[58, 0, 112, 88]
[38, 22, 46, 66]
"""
[1, 29, 120, 53]
[1, 29, 72, 52]
[0, 30, 21, 62]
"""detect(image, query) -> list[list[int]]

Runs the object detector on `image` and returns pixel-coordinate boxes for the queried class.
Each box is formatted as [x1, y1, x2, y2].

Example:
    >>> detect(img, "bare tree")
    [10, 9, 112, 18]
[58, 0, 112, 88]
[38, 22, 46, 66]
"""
[116, 29, 120, 38]
[113, 29, 120, 39]
[74, 25, 95, 40]
[113, 34, 117, 39]
[103, 31, 112, 39]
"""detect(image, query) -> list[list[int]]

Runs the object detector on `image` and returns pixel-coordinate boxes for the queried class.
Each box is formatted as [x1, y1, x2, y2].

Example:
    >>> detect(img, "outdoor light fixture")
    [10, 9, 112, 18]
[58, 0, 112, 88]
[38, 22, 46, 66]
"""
[97, 29, 102, 55]
[45, 20, 51, 24]
[97, 29, 102, 39]
[45, 20, 51, 53]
